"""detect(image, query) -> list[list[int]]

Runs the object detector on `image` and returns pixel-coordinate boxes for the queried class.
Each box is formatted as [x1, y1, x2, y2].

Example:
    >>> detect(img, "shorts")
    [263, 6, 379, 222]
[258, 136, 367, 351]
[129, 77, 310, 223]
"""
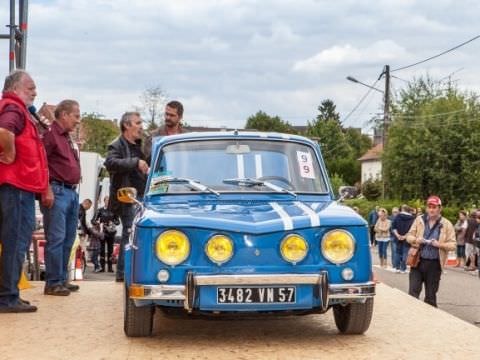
[466, 243, 478, 258]
[456, 245, 465, 258]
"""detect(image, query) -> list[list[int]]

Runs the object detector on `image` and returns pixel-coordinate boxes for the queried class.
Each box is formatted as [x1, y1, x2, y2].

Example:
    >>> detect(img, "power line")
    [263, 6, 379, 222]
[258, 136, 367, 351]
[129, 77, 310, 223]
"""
[343, 79, 381, 123]
[392, 109, 467, 119]
[392, 34, 480, 72]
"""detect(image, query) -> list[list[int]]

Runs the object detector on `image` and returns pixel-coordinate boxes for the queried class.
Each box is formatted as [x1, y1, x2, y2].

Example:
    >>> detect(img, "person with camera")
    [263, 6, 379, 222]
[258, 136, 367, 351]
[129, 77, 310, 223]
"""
[92, 196, 119, 273]
[406, 196, 456, 307]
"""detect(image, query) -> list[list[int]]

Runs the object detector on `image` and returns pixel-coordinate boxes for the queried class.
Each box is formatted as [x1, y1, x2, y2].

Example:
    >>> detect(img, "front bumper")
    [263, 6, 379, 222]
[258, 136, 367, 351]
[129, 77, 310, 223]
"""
[129, 273, 376, 311]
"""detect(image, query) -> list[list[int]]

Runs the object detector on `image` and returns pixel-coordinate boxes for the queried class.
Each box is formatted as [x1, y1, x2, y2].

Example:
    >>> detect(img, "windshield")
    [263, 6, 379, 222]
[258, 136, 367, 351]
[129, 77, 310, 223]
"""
[149, 139, 328, 194]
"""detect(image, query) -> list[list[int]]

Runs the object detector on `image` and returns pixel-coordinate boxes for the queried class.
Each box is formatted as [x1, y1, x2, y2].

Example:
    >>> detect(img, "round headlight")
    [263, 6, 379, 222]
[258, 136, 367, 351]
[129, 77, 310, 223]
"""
[205, 235, 234, 265]
[321, 230, 355, 264]
[156, 230, 190, 266]
[280, 234, 308, 264]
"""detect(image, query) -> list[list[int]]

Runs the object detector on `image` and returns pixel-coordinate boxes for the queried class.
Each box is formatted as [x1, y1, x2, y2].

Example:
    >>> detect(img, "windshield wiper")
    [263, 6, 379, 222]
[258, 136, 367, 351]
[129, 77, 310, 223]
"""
[223, 178, 297, 198]
[151, 176, 220, 196]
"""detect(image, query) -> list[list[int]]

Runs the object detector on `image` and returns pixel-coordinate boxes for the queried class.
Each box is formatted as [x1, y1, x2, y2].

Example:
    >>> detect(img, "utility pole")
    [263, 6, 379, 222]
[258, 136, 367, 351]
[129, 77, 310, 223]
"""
[1, 0, 29, 71]
[382, 65, 390, 148]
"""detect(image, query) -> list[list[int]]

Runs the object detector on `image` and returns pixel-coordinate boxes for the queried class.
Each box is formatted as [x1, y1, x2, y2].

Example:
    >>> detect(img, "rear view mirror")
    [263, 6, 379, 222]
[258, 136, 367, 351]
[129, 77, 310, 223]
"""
[226, 144, 251, 154]
[117, 187, 138, 204]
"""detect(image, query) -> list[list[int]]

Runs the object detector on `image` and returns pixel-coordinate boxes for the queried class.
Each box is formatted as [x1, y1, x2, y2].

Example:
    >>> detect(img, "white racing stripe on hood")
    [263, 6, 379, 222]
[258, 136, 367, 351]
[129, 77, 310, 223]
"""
[270, 202, 293, 231]
[295, 201, 320, 227]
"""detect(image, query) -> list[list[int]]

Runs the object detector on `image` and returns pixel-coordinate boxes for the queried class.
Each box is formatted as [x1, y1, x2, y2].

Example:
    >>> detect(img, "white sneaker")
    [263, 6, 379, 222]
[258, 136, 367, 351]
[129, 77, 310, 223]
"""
[401, 270, 407, 274]
[395, 269, 401, 273]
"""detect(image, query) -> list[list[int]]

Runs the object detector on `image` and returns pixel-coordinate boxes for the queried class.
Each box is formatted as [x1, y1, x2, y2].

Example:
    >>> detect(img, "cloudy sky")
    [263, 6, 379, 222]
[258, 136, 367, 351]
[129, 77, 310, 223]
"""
[0, 0, 479, 131]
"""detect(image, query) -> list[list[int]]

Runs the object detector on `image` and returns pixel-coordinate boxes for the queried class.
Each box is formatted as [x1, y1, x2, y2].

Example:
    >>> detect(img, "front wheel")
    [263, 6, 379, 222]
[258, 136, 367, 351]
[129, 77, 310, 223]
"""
[333, 298, 374, 334]
[124, 284, 155, 337]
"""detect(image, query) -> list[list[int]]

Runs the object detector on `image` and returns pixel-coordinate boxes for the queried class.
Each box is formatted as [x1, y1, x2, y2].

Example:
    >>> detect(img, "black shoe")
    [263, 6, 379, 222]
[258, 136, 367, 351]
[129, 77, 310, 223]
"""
[20, 298, 31, 305]
[44, 285, 71, 296]
[115, 277, 124, 282]
[0, 302, 37, 313]
[94, 268, 103, 273]
[64, 283, 80, 292]
[99, 268, 105, 273]
[107, 268, 114, 273]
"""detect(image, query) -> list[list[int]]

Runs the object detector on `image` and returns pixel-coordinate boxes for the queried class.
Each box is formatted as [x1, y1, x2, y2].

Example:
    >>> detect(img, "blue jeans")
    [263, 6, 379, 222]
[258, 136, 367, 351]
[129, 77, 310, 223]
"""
[391, 238, 399, 269]
[378, 241, 389, 259]
[0, 185, 35, 307]
[116, 205, 136, 280]
[398, 242, 410, 271]
[91, 247, 100, 270]
[41, 184, 79, 287]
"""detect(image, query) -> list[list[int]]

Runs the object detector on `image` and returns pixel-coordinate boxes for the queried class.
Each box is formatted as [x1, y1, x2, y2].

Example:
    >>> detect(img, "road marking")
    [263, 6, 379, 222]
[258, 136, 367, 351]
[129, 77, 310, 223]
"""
[295, 201, 320, 227]
[270, 202, 293, 230]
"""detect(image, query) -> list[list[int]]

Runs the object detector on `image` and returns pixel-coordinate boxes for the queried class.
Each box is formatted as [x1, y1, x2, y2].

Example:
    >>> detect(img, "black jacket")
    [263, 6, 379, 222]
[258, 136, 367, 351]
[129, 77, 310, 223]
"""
[92, 207, 120, 234]
[392, 212, 415, 236]
[104, 135, 147, 216]
[78, 204, 91, 236]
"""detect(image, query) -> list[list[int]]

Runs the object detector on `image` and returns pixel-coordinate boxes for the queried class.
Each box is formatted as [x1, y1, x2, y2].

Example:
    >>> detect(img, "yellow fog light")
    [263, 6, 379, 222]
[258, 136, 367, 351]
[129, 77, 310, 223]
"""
[129, 285, 145, 298]
[156, 230, 190, 266]
[321, 230, 355, 264]
[280, 234, 308, 264]
[205, 235, 234, 265]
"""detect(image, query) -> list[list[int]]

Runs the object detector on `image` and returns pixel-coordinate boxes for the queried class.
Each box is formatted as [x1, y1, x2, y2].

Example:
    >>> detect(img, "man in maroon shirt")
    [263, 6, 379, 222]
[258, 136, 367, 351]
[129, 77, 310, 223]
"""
[0, 70, 47, 313]
[41, 99, 82, 296]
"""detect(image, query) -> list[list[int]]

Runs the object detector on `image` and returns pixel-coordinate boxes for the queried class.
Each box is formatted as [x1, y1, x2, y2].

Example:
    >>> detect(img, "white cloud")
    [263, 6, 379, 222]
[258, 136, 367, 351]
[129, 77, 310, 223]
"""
[293, 40, 408, 73]
[0, 0, 478, 132]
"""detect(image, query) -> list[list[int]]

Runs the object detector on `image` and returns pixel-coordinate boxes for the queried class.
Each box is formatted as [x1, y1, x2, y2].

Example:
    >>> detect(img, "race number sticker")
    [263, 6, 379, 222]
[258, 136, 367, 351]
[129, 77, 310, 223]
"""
[297, 151, 315, 179]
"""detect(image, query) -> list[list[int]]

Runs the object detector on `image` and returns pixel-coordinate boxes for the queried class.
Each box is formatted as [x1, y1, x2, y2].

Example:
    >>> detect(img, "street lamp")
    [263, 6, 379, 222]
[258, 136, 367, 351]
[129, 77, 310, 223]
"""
[346, 76, 384, 93]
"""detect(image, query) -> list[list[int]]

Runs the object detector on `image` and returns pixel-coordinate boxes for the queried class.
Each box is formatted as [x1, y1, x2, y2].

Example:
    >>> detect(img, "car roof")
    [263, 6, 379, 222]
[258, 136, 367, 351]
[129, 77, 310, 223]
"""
[152, 130, 317, 147]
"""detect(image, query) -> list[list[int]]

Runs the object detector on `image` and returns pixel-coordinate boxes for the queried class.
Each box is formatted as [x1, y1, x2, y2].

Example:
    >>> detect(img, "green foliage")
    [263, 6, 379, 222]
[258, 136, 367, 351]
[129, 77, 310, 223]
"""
[81, 113, 119, 157]
[344, 198, 465, 224]
[316, 99, 340, 124]
[245, 100, 372, 187]
[307, 102, 372, 186]
[384, 76, 480, 203]
[245, 111, 297, 133]
[330, 173, 345, 197]
[361, 179, 383, 201]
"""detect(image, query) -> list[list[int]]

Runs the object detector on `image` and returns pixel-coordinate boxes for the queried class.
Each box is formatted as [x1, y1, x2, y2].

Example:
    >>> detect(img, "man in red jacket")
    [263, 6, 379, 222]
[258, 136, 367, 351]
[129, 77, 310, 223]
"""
[0, 70, 48, 313]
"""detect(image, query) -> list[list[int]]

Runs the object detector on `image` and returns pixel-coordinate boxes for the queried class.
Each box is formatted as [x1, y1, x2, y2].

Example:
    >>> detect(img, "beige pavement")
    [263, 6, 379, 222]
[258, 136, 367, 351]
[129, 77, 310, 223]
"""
[1, 281, 479, 360]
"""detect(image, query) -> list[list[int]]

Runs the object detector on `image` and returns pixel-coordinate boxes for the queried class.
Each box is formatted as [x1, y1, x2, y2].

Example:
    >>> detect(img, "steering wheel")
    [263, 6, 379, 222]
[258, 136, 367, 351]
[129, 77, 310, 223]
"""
[257, 176, 295, 190]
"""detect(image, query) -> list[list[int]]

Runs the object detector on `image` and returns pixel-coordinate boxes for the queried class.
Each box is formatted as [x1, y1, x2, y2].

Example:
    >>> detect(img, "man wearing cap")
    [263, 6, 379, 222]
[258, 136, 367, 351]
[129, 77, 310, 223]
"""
[406, 196, 456, 307]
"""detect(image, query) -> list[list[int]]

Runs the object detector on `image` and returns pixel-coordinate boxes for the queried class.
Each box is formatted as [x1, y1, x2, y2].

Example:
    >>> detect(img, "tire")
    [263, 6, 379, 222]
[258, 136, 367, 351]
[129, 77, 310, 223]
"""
[333, 298, 374, 334]
[124, 284, 155, 337]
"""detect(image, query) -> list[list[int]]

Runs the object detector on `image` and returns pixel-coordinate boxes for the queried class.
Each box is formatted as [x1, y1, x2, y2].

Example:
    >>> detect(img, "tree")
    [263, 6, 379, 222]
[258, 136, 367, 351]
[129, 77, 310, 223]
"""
[361, 179, 383, 201]
[245, 111, 297, 133]
[307, 99, 372, 186]
[383, 76, 480, 203]
[316, 99, 340, 124]
[81, 113, 120, 157]
[140, 86, 167, 131]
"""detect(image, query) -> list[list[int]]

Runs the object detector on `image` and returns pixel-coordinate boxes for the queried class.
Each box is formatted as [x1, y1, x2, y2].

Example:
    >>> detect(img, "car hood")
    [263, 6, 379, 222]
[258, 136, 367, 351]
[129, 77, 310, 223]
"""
[137, 200, 366, 234]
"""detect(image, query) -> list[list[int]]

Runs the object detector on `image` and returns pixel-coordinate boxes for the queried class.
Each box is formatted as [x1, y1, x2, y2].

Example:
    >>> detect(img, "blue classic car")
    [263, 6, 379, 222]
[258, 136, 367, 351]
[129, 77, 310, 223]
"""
[119, 131, 375, 337]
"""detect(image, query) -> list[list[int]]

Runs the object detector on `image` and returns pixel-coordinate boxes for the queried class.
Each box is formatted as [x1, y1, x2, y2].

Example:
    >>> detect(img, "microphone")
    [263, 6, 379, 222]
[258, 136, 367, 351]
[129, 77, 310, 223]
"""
[28, 105, 50, 129]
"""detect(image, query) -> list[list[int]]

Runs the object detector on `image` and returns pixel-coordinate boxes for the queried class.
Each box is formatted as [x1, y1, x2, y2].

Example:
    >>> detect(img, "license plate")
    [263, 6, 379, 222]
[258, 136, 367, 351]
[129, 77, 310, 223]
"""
[217, 286, 296, 304]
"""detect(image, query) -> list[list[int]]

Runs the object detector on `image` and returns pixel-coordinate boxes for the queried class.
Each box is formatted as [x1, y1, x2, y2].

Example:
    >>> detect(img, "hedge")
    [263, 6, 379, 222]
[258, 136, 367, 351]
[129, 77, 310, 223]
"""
[343, 198, 471, 224]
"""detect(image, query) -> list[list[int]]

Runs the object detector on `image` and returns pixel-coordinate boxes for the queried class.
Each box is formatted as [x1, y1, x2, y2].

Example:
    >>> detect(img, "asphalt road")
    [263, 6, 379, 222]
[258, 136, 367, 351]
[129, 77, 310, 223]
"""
[371, 248, 480, 326]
